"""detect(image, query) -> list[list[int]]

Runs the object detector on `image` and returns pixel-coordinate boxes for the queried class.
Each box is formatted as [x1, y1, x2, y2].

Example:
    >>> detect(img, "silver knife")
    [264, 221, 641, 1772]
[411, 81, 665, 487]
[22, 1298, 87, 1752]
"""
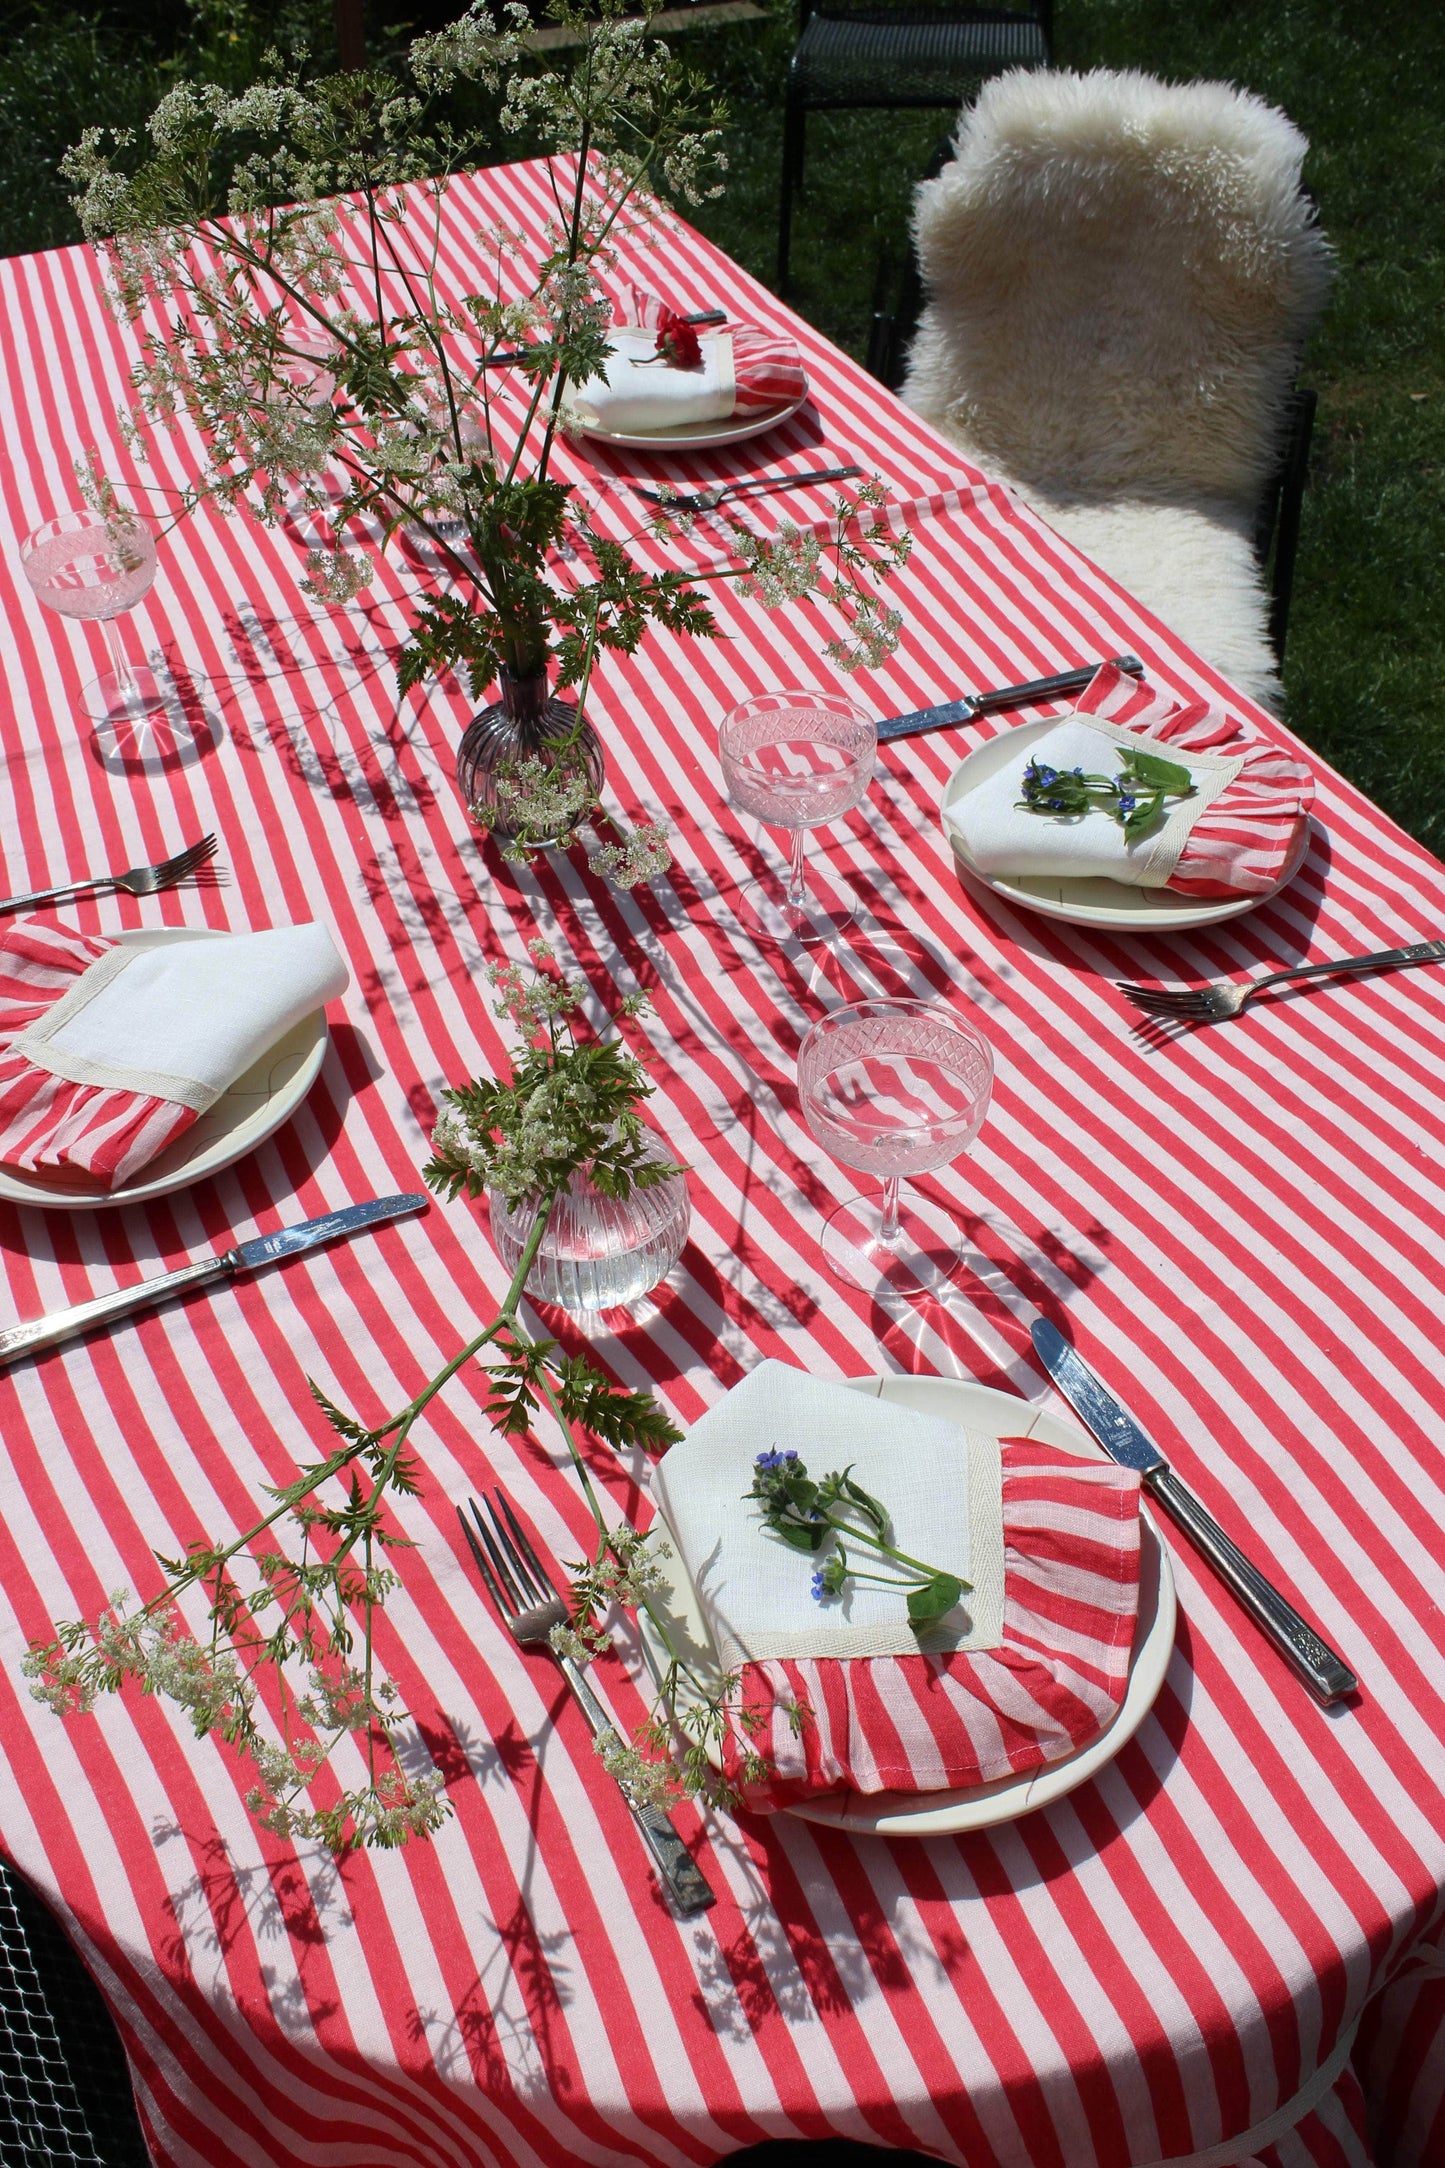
[877, 653, 1145, 741]
[1031, 1318, 1358, 1706]
[0, 1194, 430, 1368]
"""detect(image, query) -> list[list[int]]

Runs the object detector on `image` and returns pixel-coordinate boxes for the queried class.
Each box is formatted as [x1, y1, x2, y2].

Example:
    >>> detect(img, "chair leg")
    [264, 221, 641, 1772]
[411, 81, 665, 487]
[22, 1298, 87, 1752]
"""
[777, 87, 806, 294]
[1269, 386, 1317, 662]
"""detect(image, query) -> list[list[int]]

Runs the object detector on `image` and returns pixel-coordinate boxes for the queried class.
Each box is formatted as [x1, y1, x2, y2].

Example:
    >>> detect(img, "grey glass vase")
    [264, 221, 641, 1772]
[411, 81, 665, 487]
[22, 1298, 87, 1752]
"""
[489, 1138, 690, 1313]
[455, 666, 605, 845]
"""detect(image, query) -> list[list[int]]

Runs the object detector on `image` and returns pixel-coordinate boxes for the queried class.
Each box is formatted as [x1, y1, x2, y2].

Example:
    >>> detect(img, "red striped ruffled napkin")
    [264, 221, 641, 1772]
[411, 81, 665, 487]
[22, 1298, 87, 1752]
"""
[1076, 661, 1314, 896]
[651, 1363, 1141, 1815]
[943, 661, 1313, 898]
[0, 919, 347, 1192]
[717, 1441, 1141, 1810]
[0, 922, 186, 1191]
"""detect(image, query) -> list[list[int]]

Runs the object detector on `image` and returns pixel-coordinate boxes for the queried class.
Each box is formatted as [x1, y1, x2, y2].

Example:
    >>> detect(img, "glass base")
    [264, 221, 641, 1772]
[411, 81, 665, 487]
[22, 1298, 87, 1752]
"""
[84, 667, 216, 766]
[80, 665, 169, 725]
[818, 1190, 966, 1298]
[734, 872, 859, 949]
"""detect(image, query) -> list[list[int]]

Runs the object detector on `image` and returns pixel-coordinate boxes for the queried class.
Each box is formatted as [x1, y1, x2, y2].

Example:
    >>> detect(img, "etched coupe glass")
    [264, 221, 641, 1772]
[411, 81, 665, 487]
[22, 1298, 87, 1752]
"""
[799, 997, 995, 1296]
[719, 688, 876, 946]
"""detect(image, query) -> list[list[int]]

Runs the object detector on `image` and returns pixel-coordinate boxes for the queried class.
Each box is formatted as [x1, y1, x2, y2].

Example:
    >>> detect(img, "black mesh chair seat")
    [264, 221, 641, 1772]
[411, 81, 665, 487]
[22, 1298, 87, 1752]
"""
[0, 1861, 149, 2167]
[792, 8, 1048, 109]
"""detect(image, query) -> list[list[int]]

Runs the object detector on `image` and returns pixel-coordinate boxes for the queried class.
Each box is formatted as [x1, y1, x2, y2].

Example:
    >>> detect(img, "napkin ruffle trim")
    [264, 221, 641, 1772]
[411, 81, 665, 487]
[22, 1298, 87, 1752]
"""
[1077, 661, 1313, 897]
[718, 1441, 1141, 1812]
[0, 922, 196, 1190]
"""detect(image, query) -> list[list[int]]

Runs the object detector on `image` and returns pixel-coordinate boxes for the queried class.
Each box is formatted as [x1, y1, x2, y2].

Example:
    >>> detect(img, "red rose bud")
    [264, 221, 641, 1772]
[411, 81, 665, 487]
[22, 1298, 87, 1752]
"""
[654, 311, 703, 371]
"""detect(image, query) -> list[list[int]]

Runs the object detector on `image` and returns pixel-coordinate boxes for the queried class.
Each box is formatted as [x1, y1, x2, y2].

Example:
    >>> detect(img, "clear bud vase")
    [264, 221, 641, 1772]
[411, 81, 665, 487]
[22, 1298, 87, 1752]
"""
[455, 666, 606, 846]
[489, 1138, 690, 1314]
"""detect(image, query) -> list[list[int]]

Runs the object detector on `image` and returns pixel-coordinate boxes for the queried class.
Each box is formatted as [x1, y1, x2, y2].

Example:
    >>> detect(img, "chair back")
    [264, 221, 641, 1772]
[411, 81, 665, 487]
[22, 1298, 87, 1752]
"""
[801, 0, 1052, 23]
[903, 68, 1332, 506]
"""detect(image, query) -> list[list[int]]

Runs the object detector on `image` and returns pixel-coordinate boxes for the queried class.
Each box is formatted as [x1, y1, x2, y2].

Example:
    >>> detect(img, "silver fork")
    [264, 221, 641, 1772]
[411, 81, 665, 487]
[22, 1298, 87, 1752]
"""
[0, 833, 222, 915]
[1121, 938, 1445, 1023]
[458, 1494, 715, 1916]
[630, 463, 863, 514]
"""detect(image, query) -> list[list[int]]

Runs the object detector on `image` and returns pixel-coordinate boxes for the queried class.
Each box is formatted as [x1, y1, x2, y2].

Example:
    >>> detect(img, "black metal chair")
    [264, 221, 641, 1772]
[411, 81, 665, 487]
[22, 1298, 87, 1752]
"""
[0, 1861, 149, 2168]
[777, 0, 1050, 291]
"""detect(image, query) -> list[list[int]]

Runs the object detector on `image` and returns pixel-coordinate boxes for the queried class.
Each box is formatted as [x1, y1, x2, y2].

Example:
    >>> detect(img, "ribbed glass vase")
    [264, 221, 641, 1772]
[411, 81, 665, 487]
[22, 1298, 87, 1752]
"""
[489, 1139, 690, 1314]
[455, 665, 605, 845]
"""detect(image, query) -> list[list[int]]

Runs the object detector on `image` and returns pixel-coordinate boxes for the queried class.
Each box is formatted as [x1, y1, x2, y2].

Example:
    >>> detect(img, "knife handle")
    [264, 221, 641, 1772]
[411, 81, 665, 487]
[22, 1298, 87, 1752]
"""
[0, 1255, 237, 1368]
[1145, 1468, 1358, 1705]
[558, 1654, 716, 1915]
[967, 653, 1144, 716]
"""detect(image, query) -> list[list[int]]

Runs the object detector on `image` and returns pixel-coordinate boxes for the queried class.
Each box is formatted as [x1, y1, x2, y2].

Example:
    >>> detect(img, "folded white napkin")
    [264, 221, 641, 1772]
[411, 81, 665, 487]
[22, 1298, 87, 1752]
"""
[568, 328, 737, 434]
[945, 710, 1247, 888]
[650, 1360, 1006, 1669]
[9, 924, 348, 1112]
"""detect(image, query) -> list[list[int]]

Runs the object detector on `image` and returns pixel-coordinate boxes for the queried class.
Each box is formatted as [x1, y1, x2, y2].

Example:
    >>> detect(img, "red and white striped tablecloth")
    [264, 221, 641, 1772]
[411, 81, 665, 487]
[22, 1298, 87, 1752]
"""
[0, 158, 1441, 2168]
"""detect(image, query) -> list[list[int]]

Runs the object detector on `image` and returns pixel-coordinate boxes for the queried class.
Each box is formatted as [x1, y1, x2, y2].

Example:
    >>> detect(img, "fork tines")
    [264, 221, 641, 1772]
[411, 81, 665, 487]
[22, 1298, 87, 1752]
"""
[460, 1492, 560, 1617]
[164, 833, 221, 881]
[1119, 982, 1214, 1017]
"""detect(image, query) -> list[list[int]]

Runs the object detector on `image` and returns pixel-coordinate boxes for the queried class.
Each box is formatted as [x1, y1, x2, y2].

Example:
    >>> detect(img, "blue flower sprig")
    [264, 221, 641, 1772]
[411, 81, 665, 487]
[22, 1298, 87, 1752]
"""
[1017, 745, 1196, 837]
[746, 1449, 969, 1628]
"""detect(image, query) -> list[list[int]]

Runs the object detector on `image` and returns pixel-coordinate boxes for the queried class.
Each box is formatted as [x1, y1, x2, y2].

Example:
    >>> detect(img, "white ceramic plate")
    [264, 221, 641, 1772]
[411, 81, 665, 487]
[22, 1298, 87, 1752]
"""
[565, 389, 809, 453]
[940, 716, 1310, 930]
[0, 929, 329, 1212]
[638, 1372, 1176, 1837]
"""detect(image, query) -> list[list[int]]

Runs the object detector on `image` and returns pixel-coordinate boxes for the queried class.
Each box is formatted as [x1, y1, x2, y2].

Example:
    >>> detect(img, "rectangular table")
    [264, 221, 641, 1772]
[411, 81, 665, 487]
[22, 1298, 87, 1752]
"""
[0, 157, 1442, 2168]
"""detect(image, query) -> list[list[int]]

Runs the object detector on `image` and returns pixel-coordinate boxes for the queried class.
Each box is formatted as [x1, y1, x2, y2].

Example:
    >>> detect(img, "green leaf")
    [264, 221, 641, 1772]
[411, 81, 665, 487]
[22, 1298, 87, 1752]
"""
[1122, 793, 1167, 834]
[907, 1573, 964, 1623]
[838, 1470, 889, 1538]
[306, 1379, 376, 1445]
[1123, 748, 1195, 792]
[774, 1522, 827, 1553]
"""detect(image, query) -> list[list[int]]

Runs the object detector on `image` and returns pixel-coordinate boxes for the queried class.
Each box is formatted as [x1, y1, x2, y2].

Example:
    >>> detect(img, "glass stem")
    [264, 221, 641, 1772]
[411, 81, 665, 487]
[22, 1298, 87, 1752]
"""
[879, 1175, 903, 1247]
[103, 616, 140, 706]
[786, 826, 809, 912]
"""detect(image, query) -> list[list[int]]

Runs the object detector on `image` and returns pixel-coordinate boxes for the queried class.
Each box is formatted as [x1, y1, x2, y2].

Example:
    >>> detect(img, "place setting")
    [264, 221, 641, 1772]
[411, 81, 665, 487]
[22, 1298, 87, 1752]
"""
[560, 286, 814, 454]
[0, 844, 351, 1210]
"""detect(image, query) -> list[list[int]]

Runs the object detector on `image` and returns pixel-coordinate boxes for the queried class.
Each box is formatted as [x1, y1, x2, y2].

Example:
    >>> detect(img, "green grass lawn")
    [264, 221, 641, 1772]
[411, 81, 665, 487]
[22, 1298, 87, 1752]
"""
[2, 0, 1441, 852]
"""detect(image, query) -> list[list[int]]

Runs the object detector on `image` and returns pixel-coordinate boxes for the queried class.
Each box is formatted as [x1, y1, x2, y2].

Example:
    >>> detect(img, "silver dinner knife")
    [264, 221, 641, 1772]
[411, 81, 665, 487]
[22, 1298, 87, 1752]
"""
[0, 1194, 430, 1367]
[1031, 1318, 1358, 1705]
[877, 653, 1145, 741]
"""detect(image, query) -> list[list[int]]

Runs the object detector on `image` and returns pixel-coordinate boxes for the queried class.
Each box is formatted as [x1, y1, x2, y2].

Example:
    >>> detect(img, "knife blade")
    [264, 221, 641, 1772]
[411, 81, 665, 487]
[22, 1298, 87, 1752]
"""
[0, 1194, 429, 1369]
[1030, 1318, 1358, 1706]
[876, 653, 1145, 742]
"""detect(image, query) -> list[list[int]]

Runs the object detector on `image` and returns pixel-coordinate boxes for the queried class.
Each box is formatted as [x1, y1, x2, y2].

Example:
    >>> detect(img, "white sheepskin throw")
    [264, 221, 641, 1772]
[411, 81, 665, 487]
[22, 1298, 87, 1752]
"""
[901, 69, 1334, 707]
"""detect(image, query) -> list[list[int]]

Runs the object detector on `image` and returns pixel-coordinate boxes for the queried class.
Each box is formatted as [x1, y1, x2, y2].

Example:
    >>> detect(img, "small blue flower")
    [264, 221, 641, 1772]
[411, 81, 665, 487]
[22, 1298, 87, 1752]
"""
[810, 1568, 826, 1601]
[1034, 762, 1056, 785]
[754, 1447, 798, 1471]
[1118, 792, 1136, 813]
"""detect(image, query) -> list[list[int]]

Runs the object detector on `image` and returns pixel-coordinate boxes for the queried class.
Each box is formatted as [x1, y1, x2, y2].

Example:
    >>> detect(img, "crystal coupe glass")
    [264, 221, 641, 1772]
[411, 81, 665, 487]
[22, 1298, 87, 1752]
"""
[21, 508, 165, 729]
[719, 689, 876, 946]
[798, 997, 995, 1296]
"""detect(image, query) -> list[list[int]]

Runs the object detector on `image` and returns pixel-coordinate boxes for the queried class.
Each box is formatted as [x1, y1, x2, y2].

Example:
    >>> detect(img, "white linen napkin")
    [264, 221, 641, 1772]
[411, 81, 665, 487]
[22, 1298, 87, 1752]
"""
[944, 710, 1248, 888]
[650, 1360, 1006, 1670]
[567, 328, 737, 434]
[7, 924, 348, 1112]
